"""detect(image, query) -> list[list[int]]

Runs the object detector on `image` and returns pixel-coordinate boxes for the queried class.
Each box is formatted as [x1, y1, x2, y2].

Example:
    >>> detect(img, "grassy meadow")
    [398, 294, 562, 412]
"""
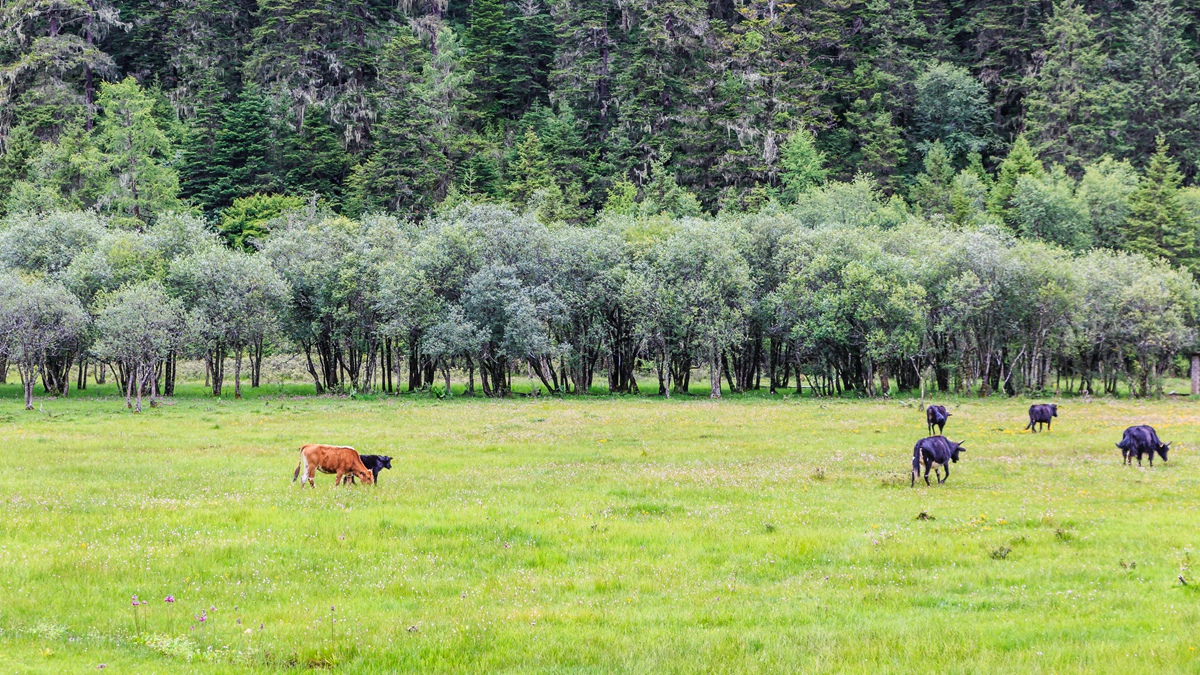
[1, 379, 1199, 673]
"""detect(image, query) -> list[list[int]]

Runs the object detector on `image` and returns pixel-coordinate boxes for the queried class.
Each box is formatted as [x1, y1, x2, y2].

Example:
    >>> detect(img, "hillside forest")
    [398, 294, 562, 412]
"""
[2, 0, 1200, 407]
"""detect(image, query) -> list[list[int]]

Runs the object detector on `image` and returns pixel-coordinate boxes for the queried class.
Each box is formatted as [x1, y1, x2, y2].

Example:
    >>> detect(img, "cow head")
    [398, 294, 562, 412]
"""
[1049, 404, 1058, 417]
[381, 456, 393, 470]
[357, 469, 375, 485]
[950, 441, 966, 463]
[1157, 442, 1170, 463]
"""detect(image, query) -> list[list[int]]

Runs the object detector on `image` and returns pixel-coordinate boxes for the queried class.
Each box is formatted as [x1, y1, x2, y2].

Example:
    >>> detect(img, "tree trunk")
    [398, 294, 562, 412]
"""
[125, 366, 134, 409]
[709, 344, 722, 399]
[21, 361, 35, 410]
[134, 364, 144, 413]
[234, 347, 243, 399]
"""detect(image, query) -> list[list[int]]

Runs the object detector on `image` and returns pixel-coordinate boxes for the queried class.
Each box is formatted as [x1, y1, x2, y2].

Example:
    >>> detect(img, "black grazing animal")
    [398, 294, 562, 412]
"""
[344, 454, 393, 485]
[911, 436, 967, 487]
[1025, 404, 1058, 432]
[1116, 426, 1170, 466]
[926, 405, 951, 436]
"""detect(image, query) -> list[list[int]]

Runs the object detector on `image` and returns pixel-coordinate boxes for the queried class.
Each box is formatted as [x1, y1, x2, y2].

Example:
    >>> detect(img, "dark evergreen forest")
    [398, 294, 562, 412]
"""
[4, 0, 1200, 236]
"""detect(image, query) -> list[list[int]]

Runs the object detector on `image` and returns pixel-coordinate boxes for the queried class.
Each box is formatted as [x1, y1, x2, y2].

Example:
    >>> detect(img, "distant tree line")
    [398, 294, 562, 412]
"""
[7, 0, 1200, 222]
[0, 183, 1196, 410]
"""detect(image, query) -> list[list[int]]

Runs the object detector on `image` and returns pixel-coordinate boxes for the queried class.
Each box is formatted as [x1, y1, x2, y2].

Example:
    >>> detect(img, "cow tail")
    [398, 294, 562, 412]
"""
[1024, 420, 1032, 430]
[293, 447, 305, 484]
[911, 443, 921, 482]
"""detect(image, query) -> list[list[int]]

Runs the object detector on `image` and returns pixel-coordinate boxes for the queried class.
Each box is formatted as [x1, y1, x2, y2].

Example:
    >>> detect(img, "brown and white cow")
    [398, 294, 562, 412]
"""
[292, 444, 375, 487]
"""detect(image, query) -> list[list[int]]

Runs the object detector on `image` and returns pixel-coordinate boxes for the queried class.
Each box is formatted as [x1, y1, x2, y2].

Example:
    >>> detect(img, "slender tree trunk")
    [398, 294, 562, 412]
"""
[234, 347, 243, 399]
[134, 365, 144, 413]
[709, 343, 722, 399]
[22, 362, 35, 410]
[125, 366, 134, 409]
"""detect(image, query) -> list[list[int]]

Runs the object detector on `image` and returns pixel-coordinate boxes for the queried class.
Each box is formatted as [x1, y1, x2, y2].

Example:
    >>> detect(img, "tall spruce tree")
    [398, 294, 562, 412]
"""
[1119, 0, 1200, 174]
[1126, 136, 1199, 272]
[1024, 0, 1128, 174]
[987, 135, 1044, 225]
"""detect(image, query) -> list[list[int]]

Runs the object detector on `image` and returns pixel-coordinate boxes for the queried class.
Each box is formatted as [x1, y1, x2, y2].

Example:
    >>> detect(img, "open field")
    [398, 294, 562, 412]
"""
[1, 383, 1199, 673]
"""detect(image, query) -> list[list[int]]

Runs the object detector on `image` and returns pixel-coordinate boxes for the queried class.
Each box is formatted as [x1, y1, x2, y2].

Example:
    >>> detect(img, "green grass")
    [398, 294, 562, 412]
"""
[1, 381, 1200, 673]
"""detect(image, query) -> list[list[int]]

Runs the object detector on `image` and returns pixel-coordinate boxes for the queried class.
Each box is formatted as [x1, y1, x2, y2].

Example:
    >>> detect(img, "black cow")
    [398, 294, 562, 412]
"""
[1116, 425, 1170, 466]
[1025, 404, 1058, 432]
[345, 454, 392, 484]
[926, 405, 951, 436]
[911, 436, 967, 487]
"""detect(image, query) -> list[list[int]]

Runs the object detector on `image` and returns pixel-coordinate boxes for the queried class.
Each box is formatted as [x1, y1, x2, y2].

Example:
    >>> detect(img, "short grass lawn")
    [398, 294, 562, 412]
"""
[1, 384, 1199, 672]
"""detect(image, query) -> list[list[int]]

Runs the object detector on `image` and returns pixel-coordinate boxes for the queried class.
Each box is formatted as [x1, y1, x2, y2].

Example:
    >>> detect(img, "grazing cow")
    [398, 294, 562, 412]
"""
[911, 436, 966, 487]
[292, 444, 374, 487]
[1025, 404, 1058, 432]
[344, 454, 392, 485]
[1116, 425, 1170, 466]
[926, 405, 951, 436]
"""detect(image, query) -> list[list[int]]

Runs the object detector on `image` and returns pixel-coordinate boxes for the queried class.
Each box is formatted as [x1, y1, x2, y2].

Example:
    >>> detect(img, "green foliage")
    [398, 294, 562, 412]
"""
[913, 62, 992, 159]
[92, 77, 184, 228]
[910, 140, 956, 217]
[1077, 157, 1139, 249]
[778, 129, 827, 202]
[219, 193, 306, 250]
[1024, 0, 1128, 173]
[844, 94, 908, 192]
[1125, 136, 1199, 273]
[988, 135, 1045, 225]
[1010, 166, 1091, 250]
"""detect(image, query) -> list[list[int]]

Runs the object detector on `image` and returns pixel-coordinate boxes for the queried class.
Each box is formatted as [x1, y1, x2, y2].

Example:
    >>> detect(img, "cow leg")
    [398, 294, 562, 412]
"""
[924, 459, 933, 486]
[941, 464, 949, 483]
[335, 470, 345, 486]
[306, 464, 315, 487]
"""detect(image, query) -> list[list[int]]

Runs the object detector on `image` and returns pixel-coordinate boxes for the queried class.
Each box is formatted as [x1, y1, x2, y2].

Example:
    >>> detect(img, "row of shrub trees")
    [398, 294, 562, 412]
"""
[0, 190, 1197, 409]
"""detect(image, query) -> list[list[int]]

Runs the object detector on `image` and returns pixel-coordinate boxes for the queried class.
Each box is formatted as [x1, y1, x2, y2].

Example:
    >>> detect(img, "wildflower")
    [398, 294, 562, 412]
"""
[164, 595, 175, 603]
[245, 628, 253, 635]
[131, 595, 140, 607]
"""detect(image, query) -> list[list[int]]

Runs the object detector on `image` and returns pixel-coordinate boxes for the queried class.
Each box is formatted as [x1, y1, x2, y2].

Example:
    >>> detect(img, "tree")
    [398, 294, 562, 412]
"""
[246, 0, 391, 149]
[910, 140, 956, 217]
[987, 135, 1044, 225]
[92, 280, 187, 411]
[1076, 157, 1138, 249]
[0, 274, 88, 409]
[1023, 0, 1127, 174]
[169, 248, 289, 397]
[0, 0, 124, 136]
[348, 27, 468, 217]
[778, 129, 827, 202]
[913, 62, 992, 160]
[844, 94, 907, 192]
[219, 193, 306, 250]
[92, 78, 184, 227]
[1126, 136, 1199, 273]
[179, 88, 279, 214]
[1010, 166, 1091, 250]
[1119, 0, 1200, 174]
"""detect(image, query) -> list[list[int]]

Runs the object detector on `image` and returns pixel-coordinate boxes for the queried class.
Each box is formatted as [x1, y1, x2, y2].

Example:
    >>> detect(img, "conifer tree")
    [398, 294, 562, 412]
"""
[465, 0, 508, 120]
[845, 94, 907, 192]
[1024, 0, 1128, 173]
[911, 140, 956, 216]
[1126, 136, 1198, 272]
[92, 77, 183, 227]
[1119, 0, 1200, 173]
[779, 129, 828, 201]
[987, 135, 1044, 224]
